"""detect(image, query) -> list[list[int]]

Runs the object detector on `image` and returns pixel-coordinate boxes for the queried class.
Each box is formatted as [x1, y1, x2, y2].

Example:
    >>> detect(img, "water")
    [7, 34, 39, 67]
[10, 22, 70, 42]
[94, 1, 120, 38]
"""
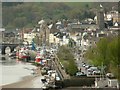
[0, 55, 17, 85]
[0, 55, 36, 86]
[0, 55, 16, 65]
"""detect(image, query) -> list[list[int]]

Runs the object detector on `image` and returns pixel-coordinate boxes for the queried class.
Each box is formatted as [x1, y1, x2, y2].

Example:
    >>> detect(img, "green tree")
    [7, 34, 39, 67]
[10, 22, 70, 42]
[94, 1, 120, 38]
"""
[85, 37, 120, 80]
[107, 37, 120, 80]
[13, 17, 27, 28]
[57, 46, 78, 76]
[86, 38, 111, 67]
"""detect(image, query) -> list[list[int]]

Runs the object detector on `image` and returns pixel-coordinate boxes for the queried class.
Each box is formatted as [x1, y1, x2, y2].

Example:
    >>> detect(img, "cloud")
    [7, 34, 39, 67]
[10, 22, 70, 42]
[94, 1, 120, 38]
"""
[1, 0, 119, 2]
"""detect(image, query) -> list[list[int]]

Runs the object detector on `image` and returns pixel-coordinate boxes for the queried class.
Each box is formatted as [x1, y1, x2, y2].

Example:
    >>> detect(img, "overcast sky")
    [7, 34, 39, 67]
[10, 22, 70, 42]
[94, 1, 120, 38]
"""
[1, 0, 120, 2]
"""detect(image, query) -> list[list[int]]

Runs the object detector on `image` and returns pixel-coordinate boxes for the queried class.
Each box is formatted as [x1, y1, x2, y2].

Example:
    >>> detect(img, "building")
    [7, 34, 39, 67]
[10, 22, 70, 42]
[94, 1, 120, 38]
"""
[49, 32, 70, 46]
[49, 33, 60, 45]
[23, 33, 36, 44]
[110, 10, 119, 24]
[95, 9, 119, 28]
[61, 35, 69, 46]
[38, 19, 50, 46]
[97, 5, 105, 30]
[95, 78, 119, 88]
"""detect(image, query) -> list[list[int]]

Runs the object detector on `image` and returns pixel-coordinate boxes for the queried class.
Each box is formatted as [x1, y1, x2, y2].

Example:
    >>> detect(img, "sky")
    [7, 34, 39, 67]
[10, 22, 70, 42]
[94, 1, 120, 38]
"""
[1, 0, 120, 2]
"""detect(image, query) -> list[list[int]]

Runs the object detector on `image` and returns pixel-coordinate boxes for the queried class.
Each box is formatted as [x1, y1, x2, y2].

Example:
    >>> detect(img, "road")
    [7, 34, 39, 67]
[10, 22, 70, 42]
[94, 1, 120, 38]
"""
[75, 55, 88, 75]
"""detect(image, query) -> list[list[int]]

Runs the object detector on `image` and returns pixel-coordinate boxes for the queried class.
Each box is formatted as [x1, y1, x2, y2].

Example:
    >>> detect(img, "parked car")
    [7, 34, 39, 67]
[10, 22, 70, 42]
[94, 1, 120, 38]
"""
[82, 64, 86, 67]
[87, 71, 93, 76]
[82, 62, 86, 67]
[41, 68, 47, 75]
[106, 73, 114, 78]
[87, 67, 98, 72]
[41, 78, 47, 83]
[76, 72, 87, 77]
[87, 66, 101, 76]
[92, 70, 101, 75]
[85, 65, 91, 69]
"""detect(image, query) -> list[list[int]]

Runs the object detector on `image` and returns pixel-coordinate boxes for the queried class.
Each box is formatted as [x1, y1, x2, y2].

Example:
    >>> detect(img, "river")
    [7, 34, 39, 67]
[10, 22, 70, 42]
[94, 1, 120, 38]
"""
[0, 55, 37, 86]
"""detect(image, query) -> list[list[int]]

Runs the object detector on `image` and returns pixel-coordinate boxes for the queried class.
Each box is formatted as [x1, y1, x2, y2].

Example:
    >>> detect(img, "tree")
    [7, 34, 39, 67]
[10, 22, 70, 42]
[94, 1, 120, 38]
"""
[85, 37, 120, 80]
[13, 17, 27, 28]
[107, 37, 120, 80]
[2, 2, 23, 7]
[85, 4, 89, 9]
[57, 46, 78, 76]
[3, 2, 117, 29]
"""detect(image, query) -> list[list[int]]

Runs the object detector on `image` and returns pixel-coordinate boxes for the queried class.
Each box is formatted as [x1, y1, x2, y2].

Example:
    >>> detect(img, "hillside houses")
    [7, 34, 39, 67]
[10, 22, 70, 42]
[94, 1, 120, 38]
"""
[13, 8, 119, 50]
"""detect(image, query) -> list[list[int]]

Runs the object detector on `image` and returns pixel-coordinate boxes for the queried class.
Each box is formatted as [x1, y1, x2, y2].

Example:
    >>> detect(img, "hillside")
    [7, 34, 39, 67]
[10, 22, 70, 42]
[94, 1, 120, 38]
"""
[2, 2, 118, 29]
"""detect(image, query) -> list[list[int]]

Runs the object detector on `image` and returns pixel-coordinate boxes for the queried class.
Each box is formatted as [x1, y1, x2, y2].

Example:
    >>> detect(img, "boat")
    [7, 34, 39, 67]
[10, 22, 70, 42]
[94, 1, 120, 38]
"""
[16, 47, 30, 60]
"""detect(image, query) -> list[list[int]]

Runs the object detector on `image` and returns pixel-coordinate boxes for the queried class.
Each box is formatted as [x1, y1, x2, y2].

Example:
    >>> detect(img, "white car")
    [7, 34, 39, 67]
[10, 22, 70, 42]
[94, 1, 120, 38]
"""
[106, 73, 114, 77]
[85, 65, 91, 69]
[92, 70, 101, 75]
[82, 64, 86, 67]
[87, 67, 98, 72]
[87, 71, 93, 76]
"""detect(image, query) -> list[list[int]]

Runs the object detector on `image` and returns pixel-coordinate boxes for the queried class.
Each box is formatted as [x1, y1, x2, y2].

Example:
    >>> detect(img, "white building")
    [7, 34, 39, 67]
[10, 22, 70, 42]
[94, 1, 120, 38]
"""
[49, 33, 60, 45]
[49, 33, 69, 46]
[61, 36, 69, 45]
[23, 33, 36, 44]
[49, 33, 55, 43]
